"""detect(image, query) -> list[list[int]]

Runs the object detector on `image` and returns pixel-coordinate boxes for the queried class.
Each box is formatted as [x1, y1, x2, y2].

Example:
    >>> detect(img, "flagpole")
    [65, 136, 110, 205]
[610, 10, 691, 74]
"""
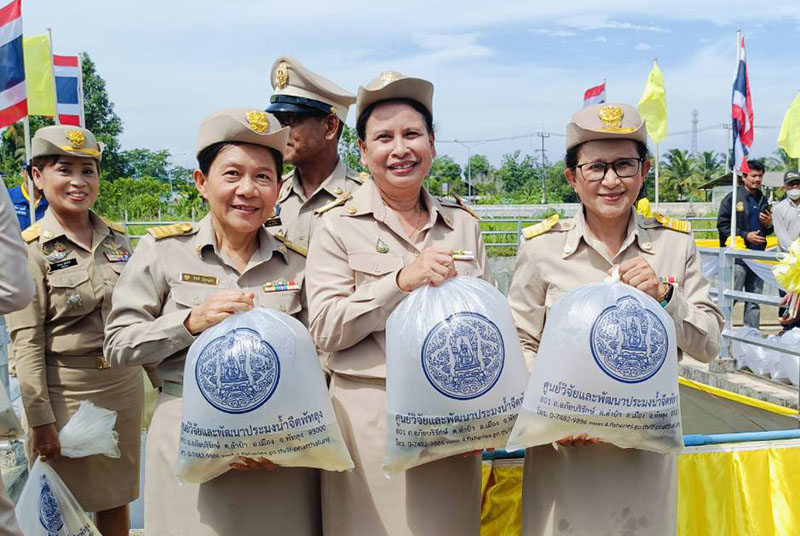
[46, 28, 59, 125]
[731, 30, 741, 257]
[77, 54, 85, 127]
[23, 117, 35, 223]
[654, 143, 660, 211]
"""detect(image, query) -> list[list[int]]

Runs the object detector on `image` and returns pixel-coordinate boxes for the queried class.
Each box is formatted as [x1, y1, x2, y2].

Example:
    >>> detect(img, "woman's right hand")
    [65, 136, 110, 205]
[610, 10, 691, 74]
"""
[184, 290, 255, 335]
[32, 423, 61, 462]
[396, 247, 457, 292]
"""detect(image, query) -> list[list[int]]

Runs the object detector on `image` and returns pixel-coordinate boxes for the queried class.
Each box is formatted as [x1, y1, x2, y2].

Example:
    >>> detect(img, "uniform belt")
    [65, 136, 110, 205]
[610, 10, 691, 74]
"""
[161, 381, 183, 398]
[45, 355, 111, 370]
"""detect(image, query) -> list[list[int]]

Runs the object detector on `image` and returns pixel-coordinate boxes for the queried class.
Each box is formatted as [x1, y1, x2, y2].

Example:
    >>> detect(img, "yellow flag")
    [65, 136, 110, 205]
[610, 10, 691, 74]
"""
[777, 92, 800, 158]
[637, 60, 667, 143]
[23, 35, 56, 116]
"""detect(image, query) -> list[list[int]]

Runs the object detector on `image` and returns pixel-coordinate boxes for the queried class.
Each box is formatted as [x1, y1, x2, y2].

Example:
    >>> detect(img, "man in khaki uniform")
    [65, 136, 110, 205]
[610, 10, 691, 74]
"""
[104, 109, 320, 536]
[266, 56, 363, 252]
[0, 186, 33, 536]
[508, 103, 723, 536]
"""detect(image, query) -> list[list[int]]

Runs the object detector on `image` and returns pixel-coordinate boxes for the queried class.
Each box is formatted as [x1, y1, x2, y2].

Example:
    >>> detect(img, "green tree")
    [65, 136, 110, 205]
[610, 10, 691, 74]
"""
[766, 149, 799, 171]
[339, 125, 366, 173]
[81, 52, 124, 179]
[495, 150, 538, 194]
[427, 155, 463, 195]
[695, 151, 723, 183]
[94, 176, 169, 220]
[659, 149, 700, 201]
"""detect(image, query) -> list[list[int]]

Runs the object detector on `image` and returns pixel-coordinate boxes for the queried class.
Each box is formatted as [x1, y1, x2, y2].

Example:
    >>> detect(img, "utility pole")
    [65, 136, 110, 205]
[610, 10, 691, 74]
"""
[454, 140, 484, 199]
[691, 109, 699, 156]
[723, 124, 732, 174]
[536, 132, 550, 204]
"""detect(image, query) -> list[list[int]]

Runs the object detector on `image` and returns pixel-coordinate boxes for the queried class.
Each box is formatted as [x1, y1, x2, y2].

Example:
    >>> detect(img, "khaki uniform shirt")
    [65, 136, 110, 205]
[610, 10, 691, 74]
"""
[272, 159, 363, 251]
[773, 197, 800, 252]
[306, 178, 491, 379]
[508, 208, 723, 368]
[6, 210, 132, 427]
[0, 186, 34, 312]
[103, 215, 306, 386]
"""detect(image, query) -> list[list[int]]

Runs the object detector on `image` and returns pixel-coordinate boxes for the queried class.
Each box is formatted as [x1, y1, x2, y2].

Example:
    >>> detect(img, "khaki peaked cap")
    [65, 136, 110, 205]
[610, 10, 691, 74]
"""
[566, 103, 648, 150]
[355, 71, 433, 122]
[196, 108, 288, 157]
[32, 125, 103, 161]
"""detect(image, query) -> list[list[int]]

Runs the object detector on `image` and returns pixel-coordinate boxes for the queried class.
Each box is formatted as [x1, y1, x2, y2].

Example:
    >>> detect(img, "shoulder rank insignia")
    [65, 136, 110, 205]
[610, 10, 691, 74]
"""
[522, 214, 560, 240]
[653, 212, 691, 234]
[346, 169, 366, 184]
[450, 191, 480, 220]
[101, 217, 125, 233]
[273, 232, 308, 257]
[314, 191, 353, 215]
[146, 222, 196, 240]
[21, 223, 41, 243]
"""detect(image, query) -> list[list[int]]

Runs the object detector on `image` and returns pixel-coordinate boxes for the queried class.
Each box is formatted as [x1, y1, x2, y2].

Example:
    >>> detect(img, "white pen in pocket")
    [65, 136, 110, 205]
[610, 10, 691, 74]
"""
[452, 250, 475, 261]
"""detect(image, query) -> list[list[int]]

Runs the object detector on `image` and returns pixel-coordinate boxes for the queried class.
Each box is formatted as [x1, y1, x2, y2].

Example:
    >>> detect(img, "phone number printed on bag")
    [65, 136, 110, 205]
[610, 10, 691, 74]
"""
[421, 312, 505, 400]
[590, 296, 669, 383]
[38, 474, 65, 536]
[195, 327, 281, 414]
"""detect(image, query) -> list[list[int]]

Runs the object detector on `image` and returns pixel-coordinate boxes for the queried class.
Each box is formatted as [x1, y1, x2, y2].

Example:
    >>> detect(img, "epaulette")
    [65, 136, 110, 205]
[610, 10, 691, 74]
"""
[273, 232, 308, 257]
[522, 214, 560, 240]
[101, 217, 125, 233]
[346, 169, 365, 184]
[21, 223, 41, 243]
[146, 223, 196, 240]
[653, 212, 691, 234]
[449, 192, 480, 220]
[314, 191, 353, 215]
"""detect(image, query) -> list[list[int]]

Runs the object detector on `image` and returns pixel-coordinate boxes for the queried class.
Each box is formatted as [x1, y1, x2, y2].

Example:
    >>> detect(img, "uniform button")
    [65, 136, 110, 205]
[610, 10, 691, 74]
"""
[642, 242, 653, 251]
[280, 304, 287, 312]
[414, 251, 419, 257]
[299, 235, 306, 242]
[563, 245, 573, 254]
[347, 207, 357, 214]
[193, 297, 202, 305]
[333, 187, 343, 195]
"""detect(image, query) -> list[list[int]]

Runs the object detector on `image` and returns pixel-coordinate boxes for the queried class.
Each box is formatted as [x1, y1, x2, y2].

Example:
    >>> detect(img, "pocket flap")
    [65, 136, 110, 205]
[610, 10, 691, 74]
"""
[170, 284, 216, 308]
[48, 270, 90, 289]
[348, 252, 404, 276]
[256, 292, 302, 315]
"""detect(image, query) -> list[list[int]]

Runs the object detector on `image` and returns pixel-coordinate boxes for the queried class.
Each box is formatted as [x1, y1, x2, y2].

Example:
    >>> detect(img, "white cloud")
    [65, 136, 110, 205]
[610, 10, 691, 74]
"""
[530, 28, 578, 38]
[595, 36, 608, 43]
[635, 42, 653, 51]
[558, 14, 669, 32]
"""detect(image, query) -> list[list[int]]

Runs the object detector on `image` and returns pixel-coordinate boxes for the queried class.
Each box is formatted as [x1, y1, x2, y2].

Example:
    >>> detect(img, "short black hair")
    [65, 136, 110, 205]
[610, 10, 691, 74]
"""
[31, 155, 100, 174]
[196, 142, 283, 177]
[356, 98, 434, 141]
[745, 159, 765, 174]
[565, 140, 650, 170]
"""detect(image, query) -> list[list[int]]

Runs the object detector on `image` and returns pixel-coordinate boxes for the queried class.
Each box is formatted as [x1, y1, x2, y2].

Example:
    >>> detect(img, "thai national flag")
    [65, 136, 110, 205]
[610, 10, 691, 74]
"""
[0, 0, 26, 128]
[583, 81, 606, 107]
[732, 36, 753, 174]
[53, 55, 82, 126]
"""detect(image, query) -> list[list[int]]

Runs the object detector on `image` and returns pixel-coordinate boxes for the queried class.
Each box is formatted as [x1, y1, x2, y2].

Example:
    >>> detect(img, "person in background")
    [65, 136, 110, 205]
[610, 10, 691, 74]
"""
[508, 103, 723, 536]
[716, 159, 773, 328]
[7, 167, 48, 231]
[6, 126, 142, 536]
[0, 185, 33, 536]
[774, 170, 800, 330]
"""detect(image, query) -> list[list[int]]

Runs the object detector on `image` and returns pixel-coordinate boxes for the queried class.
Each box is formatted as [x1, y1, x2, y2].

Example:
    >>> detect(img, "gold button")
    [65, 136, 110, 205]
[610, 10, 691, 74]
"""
[278, 245, 287, 253]
[642, 242, 653, 251]
[347, 207, 357, 214]
[333, 187, 343, 195]
[280, 303, 287, 312]
[444, 216, 451, 224]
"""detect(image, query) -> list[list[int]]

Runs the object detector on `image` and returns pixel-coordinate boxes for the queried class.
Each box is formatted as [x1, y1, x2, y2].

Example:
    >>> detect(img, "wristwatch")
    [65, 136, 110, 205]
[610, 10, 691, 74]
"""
[659, 283, 674, 308]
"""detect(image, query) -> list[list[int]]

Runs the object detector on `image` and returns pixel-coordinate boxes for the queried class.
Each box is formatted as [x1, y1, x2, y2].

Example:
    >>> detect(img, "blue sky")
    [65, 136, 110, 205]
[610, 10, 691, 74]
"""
[22, 1, 800, 170]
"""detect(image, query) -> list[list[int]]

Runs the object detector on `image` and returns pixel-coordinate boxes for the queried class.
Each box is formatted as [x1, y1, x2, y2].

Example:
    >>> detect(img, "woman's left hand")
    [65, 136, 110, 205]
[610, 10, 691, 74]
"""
[613, 256, 667, 302]
[230, 456, 278, 471]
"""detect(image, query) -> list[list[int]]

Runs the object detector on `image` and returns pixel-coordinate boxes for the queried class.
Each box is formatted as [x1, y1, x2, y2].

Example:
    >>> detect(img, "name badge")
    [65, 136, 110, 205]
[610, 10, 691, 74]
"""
[265, 216, 282, 227]
[49, 258, 78, 272]
[181, 273, 219, 286]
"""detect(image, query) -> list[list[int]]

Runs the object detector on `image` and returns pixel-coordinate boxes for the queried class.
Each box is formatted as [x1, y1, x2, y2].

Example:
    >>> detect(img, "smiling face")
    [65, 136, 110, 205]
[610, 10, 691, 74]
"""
[565, 139, 649, 223]
[358, 101, 435, 198]
[32, 156, 99, 217]
[193, 143, 281, 237]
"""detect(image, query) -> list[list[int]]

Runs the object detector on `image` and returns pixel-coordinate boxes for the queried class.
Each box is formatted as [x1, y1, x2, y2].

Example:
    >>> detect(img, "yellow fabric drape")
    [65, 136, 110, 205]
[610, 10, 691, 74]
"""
[481, 440, 800, 536]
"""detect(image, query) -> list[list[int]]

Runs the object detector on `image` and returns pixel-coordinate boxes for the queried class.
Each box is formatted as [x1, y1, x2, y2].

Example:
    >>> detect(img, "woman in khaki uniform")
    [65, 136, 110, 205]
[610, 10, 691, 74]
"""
[6, 126, 143, 536]
[306, 72, 490, 536]
[103, 109, 320, 536]
[507, 103, 724, 536]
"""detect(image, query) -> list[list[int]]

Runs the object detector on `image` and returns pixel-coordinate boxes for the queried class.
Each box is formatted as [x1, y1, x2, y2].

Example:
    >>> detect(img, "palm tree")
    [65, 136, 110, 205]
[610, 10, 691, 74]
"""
[766, 149, 798, 171]
[695, 151, 723, 182]
[659, 148, 699, 201]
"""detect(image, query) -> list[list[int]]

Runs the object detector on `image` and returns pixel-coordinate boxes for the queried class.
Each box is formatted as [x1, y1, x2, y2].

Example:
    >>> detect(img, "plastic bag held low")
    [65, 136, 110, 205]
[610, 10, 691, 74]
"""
[507, 269, 683, 454]
[176, 308, 353, 484]
[384, 277, 529, 473]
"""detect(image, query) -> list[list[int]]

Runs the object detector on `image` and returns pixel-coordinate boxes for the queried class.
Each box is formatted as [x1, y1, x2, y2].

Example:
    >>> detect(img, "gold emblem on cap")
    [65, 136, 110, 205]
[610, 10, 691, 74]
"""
[246, 111, 269, 133]
[379, 71, 401, 88]
[330, 105, 338, 117]
[275, 62, 289, 89]
[66, 130, 85, 149]
[598, 106, 624, 129]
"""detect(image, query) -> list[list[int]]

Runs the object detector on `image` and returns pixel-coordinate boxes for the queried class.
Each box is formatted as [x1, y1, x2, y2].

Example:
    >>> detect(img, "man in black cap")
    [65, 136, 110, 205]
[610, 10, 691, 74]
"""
[266, 57, 363, 252]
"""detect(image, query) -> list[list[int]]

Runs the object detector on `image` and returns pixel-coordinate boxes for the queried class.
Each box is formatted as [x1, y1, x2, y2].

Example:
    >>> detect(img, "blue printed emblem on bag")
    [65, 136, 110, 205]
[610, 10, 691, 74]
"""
[38, 474, 65, 535]
[195, 327, 280, 414]
[590, 296, 669, 383]
[421, 312, 504, 400]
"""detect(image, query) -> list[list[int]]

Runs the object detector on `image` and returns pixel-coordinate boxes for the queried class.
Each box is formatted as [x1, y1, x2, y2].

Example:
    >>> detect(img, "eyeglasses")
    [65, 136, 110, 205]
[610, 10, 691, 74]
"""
[575, 158, 644, 182]
[274, 112, 326, 127]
